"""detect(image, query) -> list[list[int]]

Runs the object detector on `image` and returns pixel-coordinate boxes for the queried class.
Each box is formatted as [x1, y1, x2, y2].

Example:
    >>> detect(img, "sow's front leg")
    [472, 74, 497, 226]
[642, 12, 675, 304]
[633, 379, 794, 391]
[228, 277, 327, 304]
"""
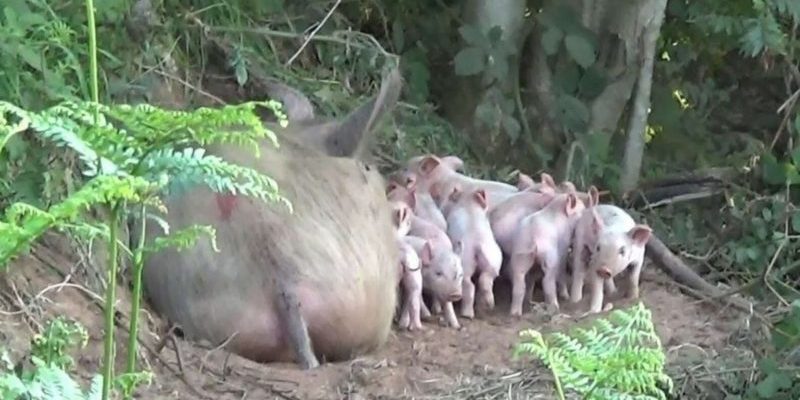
[276, 284, 320, 369]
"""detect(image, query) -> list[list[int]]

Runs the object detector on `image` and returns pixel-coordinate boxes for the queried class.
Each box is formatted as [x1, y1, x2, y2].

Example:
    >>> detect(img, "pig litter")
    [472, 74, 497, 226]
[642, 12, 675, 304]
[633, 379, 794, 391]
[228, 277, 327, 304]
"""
[1, 229, 745, 399]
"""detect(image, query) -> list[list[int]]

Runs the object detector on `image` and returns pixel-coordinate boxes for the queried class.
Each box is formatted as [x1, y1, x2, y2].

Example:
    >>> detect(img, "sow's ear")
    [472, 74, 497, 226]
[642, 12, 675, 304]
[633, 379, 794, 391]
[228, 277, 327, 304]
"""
[325, 67, 403, 160]
[263, 79, 316, 121]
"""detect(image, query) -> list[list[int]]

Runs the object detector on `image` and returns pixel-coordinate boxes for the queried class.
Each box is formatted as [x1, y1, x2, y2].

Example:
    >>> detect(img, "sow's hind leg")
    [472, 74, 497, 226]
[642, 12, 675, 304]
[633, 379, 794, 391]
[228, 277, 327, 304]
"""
[276, 283, 320, 369]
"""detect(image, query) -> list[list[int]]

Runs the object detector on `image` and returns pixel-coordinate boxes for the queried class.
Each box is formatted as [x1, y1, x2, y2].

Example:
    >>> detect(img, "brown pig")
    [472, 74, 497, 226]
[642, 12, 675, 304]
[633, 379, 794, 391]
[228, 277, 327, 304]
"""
[445, 188, 503, 318]
[507, 192, 586, 316]
[140, 68, 403, 369]
[404, 236, 463, 329]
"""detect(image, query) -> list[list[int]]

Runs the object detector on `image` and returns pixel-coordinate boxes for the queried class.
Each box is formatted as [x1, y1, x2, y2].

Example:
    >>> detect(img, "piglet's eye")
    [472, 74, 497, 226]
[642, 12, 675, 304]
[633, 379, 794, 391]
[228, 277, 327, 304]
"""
[618, 246, 625, 255]
[595, 244, 601, 252]
[436, 271, 443, 277]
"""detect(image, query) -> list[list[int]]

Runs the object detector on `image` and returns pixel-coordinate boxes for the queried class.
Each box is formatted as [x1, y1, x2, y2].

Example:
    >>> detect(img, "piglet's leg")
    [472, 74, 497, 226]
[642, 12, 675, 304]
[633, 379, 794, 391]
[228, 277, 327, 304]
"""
[509, 253, 534, 317]
[420, 299, 432, 319]
[408, 290, 423, 331]
[477, 270, 498, 311]
[570, 246, 588, 303]
[398, 296, 411, 330]
[460, 278, 477, 319]
[604, 277, 618, 295]
[587, 274, 605, 314]
[442, 301, 461, 329]
[277, 287, 320, 370]
[540, 252, 561, 311]
[431, 299, 443, 314]
[626, 262, 643, 300]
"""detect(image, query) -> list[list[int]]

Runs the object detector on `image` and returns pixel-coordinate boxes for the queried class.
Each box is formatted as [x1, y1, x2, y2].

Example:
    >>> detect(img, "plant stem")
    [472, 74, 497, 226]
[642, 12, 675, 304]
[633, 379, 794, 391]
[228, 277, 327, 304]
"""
[85, 0, 99, 107]
[101, 203, 121, 400]
[126, 205, 148, 376]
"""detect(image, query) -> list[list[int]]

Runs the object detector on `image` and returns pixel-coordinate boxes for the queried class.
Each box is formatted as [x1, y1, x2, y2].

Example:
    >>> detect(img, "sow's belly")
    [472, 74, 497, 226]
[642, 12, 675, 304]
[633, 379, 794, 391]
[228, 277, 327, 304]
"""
[194, 278, 391, 364]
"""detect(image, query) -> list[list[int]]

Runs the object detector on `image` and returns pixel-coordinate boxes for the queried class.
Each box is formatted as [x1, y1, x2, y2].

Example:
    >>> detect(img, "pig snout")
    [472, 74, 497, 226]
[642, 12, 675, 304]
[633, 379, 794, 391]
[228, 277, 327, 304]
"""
[596, 266, 612, 279]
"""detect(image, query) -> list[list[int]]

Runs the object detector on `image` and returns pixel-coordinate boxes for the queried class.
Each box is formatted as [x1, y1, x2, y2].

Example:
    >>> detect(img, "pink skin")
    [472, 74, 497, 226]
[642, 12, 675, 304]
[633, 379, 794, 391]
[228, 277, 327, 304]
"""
[516, 172, 558, 195]
[387, 174, 448, 231]
[412, 155, 518, 212]
[583, 205, 653, 314]
[404, 236, 463, 329]
[390, 200, 424, 331]
[396, 238, 424, 331]
[445, 188, 503, 319]
[507, 193, 586, 317]
[489, 190, 557, 254]
[569, 186, 617, 303]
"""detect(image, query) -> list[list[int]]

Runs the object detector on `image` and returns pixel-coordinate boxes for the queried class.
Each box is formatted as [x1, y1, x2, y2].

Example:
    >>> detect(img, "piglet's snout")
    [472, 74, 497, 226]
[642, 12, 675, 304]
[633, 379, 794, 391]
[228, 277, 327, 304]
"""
[596, 267, 612, 279]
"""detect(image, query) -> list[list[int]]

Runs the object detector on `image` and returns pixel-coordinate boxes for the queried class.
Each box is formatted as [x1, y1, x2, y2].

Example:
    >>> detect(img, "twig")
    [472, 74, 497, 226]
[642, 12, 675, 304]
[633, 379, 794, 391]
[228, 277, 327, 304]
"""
[285, 0, 343, 67]
[200, 331, 240, 375]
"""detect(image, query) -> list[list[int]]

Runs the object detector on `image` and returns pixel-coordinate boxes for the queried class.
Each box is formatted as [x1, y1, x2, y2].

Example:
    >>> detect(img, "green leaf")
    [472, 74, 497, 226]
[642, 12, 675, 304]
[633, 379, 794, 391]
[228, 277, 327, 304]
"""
[794, 114, 800, 140]
[761, 153, 787, 185]
[755, 371, 793, 398]
[458, 24, 489, 48]
[501, 114, 521, 143]
[392, 20, 405, 52]
[554, 63, 580, 95]
[454, 47, 486, 76]
[564, 34, 596, 68]
[771, 300, 800, 351]
[487, 25, 503, 43]
[791, 212, 800, 234]
[556, 94, 590, 132]
[745, 246, 760, 260]
[577, 65, 608, 100]
[541, 27, 563, 55]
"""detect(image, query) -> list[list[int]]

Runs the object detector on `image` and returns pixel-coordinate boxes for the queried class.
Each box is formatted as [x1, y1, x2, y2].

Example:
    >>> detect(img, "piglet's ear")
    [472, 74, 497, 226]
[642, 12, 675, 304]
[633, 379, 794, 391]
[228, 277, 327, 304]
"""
[629, 224, 652, 245]
[560, 181, 576, 193]
[565, 193, 579, 216]
[420, 241, 433, 265]
[419, 156, 441, 176]
[448, 186, 462, 203]
[407, 190, 417, 209]
[588, 185, 600, 207]
[540, 172, 556, 189]
[442, 155, 465, 171]
[517, 173, 535, 190]
[590, 209, 603, 235]
[473, 189, 488, 210]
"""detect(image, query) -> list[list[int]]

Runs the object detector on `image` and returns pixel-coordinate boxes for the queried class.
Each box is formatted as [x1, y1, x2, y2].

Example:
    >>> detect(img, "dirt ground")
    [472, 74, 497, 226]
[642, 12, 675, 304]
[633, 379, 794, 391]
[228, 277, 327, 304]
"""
[0, 231, 748, 400]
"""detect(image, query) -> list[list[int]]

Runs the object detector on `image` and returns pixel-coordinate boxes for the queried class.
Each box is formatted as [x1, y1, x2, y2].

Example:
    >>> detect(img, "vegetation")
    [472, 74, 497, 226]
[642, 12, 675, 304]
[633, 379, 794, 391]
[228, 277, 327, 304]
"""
[1, 0, 800, 398]
[514, 302, 673, 400]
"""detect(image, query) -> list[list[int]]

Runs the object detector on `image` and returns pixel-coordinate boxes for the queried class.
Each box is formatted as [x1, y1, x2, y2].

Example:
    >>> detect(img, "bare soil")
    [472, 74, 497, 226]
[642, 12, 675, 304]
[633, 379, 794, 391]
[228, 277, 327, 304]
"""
[0, 231, 746, 400]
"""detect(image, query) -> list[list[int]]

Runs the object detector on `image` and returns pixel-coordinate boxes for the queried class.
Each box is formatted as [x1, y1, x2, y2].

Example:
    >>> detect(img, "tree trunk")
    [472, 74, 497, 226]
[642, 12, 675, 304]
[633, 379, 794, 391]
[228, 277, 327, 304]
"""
[620, 0, 668, 193]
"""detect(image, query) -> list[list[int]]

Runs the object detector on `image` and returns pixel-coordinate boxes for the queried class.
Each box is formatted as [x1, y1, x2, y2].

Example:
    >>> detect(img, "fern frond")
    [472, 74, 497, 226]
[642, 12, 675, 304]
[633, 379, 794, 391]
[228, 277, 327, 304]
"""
[513, 302, 674, 399]
[103, 100, 285, 157]
[0, 175, 154, 269]
[144, 225, 219, 254]
[142, 147, 292, 212]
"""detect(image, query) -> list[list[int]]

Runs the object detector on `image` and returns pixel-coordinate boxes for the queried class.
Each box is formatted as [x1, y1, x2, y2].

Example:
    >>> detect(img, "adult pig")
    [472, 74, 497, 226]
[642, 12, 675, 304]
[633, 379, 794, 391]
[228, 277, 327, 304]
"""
[140, 69, 403, 369]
